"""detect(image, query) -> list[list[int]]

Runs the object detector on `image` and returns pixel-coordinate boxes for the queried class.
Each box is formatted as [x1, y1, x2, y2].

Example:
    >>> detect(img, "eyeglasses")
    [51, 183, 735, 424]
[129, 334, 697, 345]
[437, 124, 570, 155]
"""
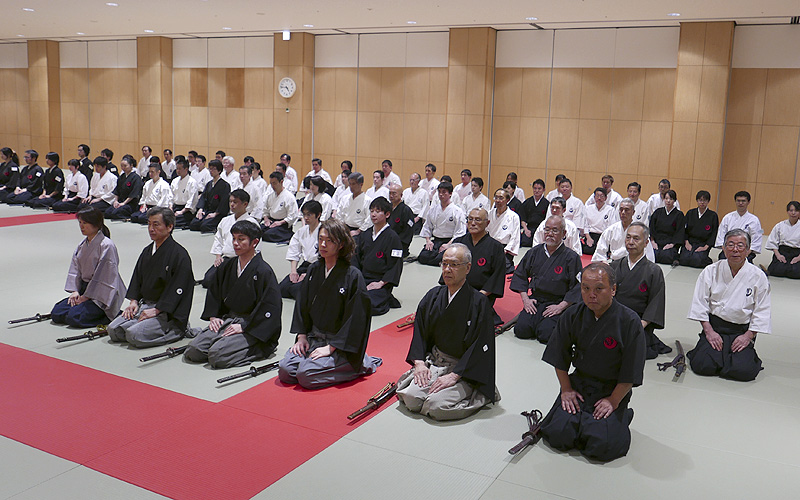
[440, 261, 468, 269]
[466, 217, 484, 223]
[542, 227, 562, 234]
[725, 242, 747, 251]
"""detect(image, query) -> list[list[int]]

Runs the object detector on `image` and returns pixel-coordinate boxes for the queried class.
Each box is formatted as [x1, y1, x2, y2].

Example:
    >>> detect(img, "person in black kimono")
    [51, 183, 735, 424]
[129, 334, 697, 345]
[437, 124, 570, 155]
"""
[649, 189, 685, 265]
[184, 220, 283, 368]
[610, 222, 670, 359]
[189, 159, 230, 233]
[6, 150, 44, 205]
[26, 152, 65, 208]
[278, 218, 382, 389]
[503, 181, 522, 213]
[520, 179, 549, 247]
[540, 262, 646, 462]
[101, 148, 118, 176]
[396, 243, 498, 420]
[447, 208, 506, 326]
[0, 147, 21, 203]
[352, 197, 404, 316]
[679, 190, 719, 268]
[511, 215, 582, 343]
[77, 144, 93, 181]
[388, 183, 415, 258]
[104, 154, 143, 220]
[107, 207, 194, 348]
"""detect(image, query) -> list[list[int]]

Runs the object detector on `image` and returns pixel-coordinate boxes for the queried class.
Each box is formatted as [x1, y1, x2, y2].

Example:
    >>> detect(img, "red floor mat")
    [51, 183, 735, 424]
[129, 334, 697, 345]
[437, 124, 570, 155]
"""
[0, 213, 73, 227]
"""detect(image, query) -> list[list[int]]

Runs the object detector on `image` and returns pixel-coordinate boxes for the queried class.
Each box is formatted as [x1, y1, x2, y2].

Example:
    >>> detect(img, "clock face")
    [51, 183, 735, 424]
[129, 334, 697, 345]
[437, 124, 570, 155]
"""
[279, 77, 296, 98]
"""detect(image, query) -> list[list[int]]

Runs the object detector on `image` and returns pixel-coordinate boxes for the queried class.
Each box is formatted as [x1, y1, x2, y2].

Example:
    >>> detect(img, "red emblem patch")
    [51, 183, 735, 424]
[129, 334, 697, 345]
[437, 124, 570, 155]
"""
[28, 175, 33, 180]
[639, 282, 647, 292]
[705, 225, 711, 231]
[394, 217, 400, 223]
[477, 257, 486, 266]
[213, 194, 220, 200]
[376, 251, 384, 258]
[554, 265, 563, 274]
[126, 182, 131, 187]
[604, 337, 618, 349]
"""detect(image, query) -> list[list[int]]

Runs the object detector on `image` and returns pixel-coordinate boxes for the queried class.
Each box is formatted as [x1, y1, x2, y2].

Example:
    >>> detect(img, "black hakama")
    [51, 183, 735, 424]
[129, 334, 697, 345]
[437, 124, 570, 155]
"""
[679, 208, 718, 268]
[105, 172, 144, 220]
[520, 197, 549, 247]
[6, 165, 44, 205]
[189, 179, 230, 233]
[686, 315, 763, 382]
[767, 245, 800, 279]
[418, 237, 450, 266]
[353, 227, 404, 315]
[649, 207, 685, 264]
[26, 166, 65, 208]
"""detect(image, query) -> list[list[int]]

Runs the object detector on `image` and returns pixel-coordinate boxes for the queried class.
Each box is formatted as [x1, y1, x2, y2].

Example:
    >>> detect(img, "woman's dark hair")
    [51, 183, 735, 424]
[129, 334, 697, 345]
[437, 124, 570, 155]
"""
[67, 159, 80, 169]
[46, 152, 59, 165]
[787, 201, 800, 212]
[665, 189, 677, 201]
[310, 176, 327, 191]
[1, 147, 19, 165]
[121, 154, 136, 169]
[320, 218, 355, 262]
[76, 206, 110, 238]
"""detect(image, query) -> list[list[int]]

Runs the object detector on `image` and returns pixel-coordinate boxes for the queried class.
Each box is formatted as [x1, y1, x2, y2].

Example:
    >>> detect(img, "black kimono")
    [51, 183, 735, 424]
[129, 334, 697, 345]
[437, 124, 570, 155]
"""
[6, 164, 44, 204]
[510, 243, 582, 343]
[540, 300, 646, 462]
[26, 166, 65, 208]
[0, 161, 21, 203]
[190, 178, 231, 233]
[443, 233, 506, 324]
[184, 253, 283, 368]
[520, 196, 549, 247]
[389, 201, 415, 257]
[106, 162, 118, 176]
[78, 158, 93, 183]
[279, 259, 381, 389]
[680, 208, 719, 268]
[508, 197, 522, 214]
[610, 257, 669, 359]
[105, 171, 143, 219]
[649, 207, 685, 264]
[353, 226, 404, 315]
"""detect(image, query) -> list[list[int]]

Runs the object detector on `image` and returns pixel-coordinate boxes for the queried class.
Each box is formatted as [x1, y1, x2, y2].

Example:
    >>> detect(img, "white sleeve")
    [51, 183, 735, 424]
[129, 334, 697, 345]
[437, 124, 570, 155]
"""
[687, 267, 713, 322]
[765, 223, 781, 251]
[750, 217, 763, 253]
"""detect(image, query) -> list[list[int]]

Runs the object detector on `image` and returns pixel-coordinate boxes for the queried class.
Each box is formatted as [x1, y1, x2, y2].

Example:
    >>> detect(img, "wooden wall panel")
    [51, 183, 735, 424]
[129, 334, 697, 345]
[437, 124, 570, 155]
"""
[762, 69, 800, 127]
[550, 68, 582, 119]
[520, 69, 551, 118]
[611, 68, 646, 120]
[756, 125, 799, 184]
[608, 120, 642, 175]
[576, 119, 609, 174]
[726, 69, 766, 125]
[579, 69, 613, 120]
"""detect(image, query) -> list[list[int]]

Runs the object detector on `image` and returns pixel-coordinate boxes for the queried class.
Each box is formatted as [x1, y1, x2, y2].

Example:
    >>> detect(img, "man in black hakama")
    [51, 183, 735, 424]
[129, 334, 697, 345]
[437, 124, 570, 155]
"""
[511, 215, 582, 343]
[185, 221, 283, 368]
[352, 197, 404, 315]
[540, 262, 646, 462]
[397, 244, 498, 420]
[519, 179, 549, 247]
[107, 207, 194, 348]
[26, 152, 65, 209]
[6, 150, 44, 205]
[104, 161, 143, 220]
[610, 222, 670, 359]
[189, 159, 230, 233]
[388, 183, 415, 258]
[679, 190, 718, 268]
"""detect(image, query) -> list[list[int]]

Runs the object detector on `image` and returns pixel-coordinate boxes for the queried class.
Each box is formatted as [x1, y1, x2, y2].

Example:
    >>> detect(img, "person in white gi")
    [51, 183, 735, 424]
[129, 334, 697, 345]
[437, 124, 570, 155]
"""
[136, 145, 153, 177]
[506, 172, 526, 202]
[191, 155, 212, 195]
[557, 178, 586, 234]
[220, 156, 242, 190]
[381, 159, 402, 188]
[337, 172, 372, 235]
[280, 200, 322, 299]
[686, 229, 770, 381]
[365, 170, 390, 201]
[715, 190, 763, 262]
[488, 188, 521, 274]
[419, 163, 440, 201]
[626, 182, 650, 224]
[170, 158, 199, 228]
[161, 149, 176, 180]
[131, 163, 173, 224]
[586, 174, 623, 210]
[261, 171, 300, 243]
[301, 176, 333, 222]
[765, 200, 800, 278]
[461, 176, 490, 217]
[583, 187, 616, 255]
[79, 157, 118, 212]
[334, 160, 353, 189]
[418, 181, 466, 266]
[592, 198, 656, 263]
[533, 198, 582, 255]
[546, 174, 566, 201]
[403, 172, 429, 233]
[202, 189, 258, 287]
[279, 153, 299, 194]
[453, 169, 473, 202]
[239, 165, 264, 221]
[300, 158, 332, 196]
[646, 178, 680, 215]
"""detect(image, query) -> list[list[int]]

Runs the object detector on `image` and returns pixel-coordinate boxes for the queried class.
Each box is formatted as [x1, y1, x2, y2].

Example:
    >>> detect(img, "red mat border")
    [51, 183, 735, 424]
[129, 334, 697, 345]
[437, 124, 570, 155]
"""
[0, 213, 74, 227]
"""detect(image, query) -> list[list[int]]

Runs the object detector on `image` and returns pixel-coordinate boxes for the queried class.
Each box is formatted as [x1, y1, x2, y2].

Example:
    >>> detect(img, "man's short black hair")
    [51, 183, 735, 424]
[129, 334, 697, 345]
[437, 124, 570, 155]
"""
[147, 206, 175, 228]
[696, 190, 711, 202]
[438, 181, 453, 194]
[301, 199, 323, 217]
[93, 156, 109, 168]
[230, 220, 261, 241]
[369, 196, 392, 214]
[101, 148, 114, 160]
[734, 191, 751, 202]
[270, 171, 285, 183]
[533, 178, 545, 189]
[230, 188, 250, 204]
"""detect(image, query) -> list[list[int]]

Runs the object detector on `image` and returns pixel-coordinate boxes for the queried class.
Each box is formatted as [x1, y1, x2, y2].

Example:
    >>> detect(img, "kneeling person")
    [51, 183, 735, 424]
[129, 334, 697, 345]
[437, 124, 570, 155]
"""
[352, 197, 404, 315]
[397, 244, 498, 420]
[107, 207, 194, 348]
[184, 221, 283, 368]
[540, 263, 645, 462]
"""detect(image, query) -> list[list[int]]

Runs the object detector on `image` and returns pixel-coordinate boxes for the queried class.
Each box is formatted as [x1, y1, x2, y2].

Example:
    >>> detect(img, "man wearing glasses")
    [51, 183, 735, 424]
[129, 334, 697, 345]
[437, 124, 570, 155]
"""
[686, 229, 771, 381]
[396, 244, 498, 420]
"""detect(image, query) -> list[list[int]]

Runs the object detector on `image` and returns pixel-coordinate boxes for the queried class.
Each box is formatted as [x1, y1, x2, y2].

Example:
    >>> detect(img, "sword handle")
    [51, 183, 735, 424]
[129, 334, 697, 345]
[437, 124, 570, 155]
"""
[509, 435, 536, 455]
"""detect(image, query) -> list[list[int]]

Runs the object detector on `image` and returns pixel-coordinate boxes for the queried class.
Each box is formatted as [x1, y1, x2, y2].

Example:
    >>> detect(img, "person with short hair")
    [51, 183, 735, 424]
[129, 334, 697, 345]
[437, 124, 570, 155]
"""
[50, 207, 126, 328]
[136, 146, 153, 177]
[396, 244, 499, 421]
[190, 154, 212, 194]
[592, 198, 656, 264]
[388, 183, 415, 258]
[189, 159, 231, 233]
[610, 222, 670, 359]
[582, 187, 615, 255]
[51, 160, 89, 213]
[686, 229, 770, 381]
[301, 158, 332, 195]
[6, 150, 44, 205]
[77, 144, 93, 180]
[556, 177, 585, 233]
[170, 157, 200, 229]
[107, 207, 194, 348]
[501, 181, 523, 213]
[546, 174, 566, 202]
[520, 179, 549, 248]
[279, 153, 299, 194]
[418, 182, 466, 266]
[184, 220, 283, 368]
[103, 154, 143, 219]
[26, 152, 65, 209]
[300, 175, 334, 221]
[403, 172, 431, 234]
[280, 200, 322, 300]
[649, 189, 685, 265]
[765, 201, 800, 278]
[506, 172, 525, 202]
[647, 178, 680, 216]
[366, 169, 390, 201]
[511, 215, 582, 343]
[0, 147, 21, 203]
[488, 188, 521, 274]
[539, 262, 645, 462]
[715, 191, 762, 263]
[334, 160, 353, 189]
[352, 197, 404, 315]
[99, 148, 117, 176]
[161, 149, 176, 181]
[382, 159, 402, 188]
[278, 218, 383, 389]
[419, 163, 440, 201]
[239, 165, 264, 221]
[220, 156, 242, 190]
[131, 163, 173, 224]
[202, 189, 258, 288]
[627, 182, 650, 223]
[532, 198, 582, 255]
[679, 190, 719, 268]
[261, 170, 300, 243]
[454, 168, 472, 201]
[585, 175, 622, 209]
[336, 172, 372, 235]
[76, 156, 117, 212]
[460, 176, 490, 218]
[332, 169, 352, 215]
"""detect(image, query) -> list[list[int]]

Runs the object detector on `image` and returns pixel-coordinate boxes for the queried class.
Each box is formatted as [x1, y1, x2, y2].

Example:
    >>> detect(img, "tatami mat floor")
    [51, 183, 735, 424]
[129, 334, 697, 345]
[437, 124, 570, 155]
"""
[1, 203, 798, 500]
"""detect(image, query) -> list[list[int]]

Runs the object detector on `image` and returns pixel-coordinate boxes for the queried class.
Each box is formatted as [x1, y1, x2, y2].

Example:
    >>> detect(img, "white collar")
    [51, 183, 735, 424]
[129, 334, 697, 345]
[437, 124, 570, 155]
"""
[627, 253, 645, 269]
[372, 223, 389, 241]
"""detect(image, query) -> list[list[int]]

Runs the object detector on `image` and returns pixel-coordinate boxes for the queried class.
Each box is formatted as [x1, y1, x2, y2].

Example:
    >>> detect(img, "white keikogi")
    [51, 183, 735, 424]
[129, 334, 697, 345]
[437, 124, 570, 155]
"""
[338, 191, 372, 231]
[242, 181, 265, 220]
[419, 177, 440, 201]
[171, 175, 199, 212]
[584, 202, 616, 234]
[585, 188, 623, 209]
[140, 177, 173, 207]
[303, 168, 332, 185]
[532, 217, 582, 255]
[546, 188, 560, 202]
[766, 219, 800, 250]
[220, 169, 242, 190]
[286, 224, 320, 266]
[715, 211, 763, 253]
[488, 207, 521, 256]
[366, 184, 389, 201]
[591, 221, 656, 263]
[301, 192, 334, 221]
[563, 195, 586, 232]
[161, 159, 176, 179]
[136, 154, 152, 177]
[191, 168, 212, 193]
[513, 186, 526, 203]
[263, 188, 299, 225]
[284, 166, 299, 193]
[461, 192, 490, 216]
[402, 185, 430, 218]
[63, 171, 89, 198]
[687, 260, 771, 334]
[211, 212, 259, 258]
[89, 171, 118, 204]
[332, 184, 351, 213]
[453, 182, 472, 202]
[632, 199, 650, 224]
[384, 171, 402, 188]
[421, 202, 466, 240]
[647, 193, 680, 215]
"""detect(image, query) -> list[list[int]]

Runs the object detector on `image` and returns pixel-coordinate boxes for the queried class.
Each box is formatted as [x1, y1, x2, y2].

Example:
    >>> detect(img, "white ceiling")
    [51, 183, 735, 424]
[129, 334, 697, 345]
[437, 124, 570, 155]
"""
[1, 0, 797, 42]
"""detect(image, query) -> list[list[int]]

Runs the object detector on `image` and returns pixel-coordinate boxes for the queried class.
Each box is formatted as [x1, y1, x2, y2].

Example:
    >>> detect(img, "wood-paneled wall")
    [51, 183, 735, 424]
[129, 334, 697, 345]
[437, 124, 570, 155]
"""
[0, 68, 31, 153]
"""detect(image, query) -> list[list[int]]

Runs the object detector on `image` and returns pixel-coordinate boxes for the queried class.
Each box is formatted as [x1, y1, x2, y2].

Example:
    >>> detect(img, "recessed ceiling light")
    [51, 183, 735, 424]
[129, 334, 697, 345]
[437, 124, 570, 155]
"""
[77, 32, 85, 35]
[22, 8, 34, 12]
[667, 13, 681, 17]
[303, 24, 314, 28]
[105, 2, 119, 6]
[143, 29, 154, 33]
[222, 27, 232, 30]
[407, 21, 417, 24]
[525, 17, 538, 21]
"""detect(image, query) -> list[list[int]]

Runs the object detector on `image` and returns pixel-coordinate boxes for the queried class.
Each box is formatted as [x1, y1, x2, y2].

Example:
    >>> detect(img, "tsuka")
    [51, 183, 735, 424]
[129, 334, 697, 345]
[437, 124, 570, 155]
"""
[508, 435, 536, 455]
